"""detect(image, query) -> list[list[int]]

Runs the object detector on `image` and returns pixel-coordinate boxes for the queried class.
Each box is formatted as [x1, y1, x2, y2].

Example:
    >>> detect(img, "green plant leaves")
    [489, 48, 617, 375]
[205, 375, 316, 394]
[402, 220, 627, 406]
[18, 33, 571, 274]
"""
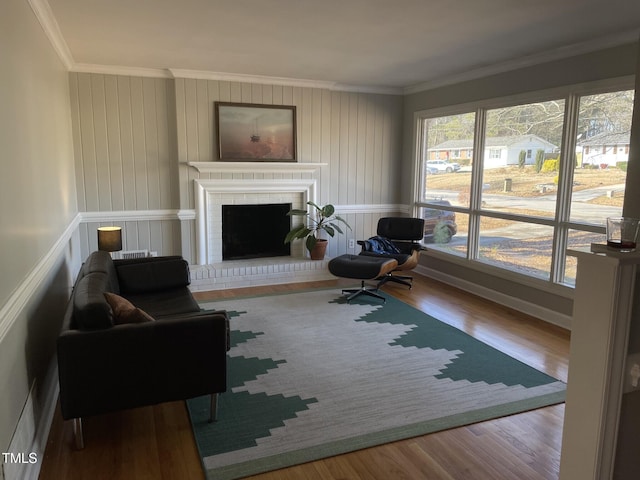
[284, 224, 311, 244]
[286, 209, 308, 217]
[284, 203, 352, 253]
[321, 204, 335, 218]
[321, 225, 335, 237]
[305, 235, 318, 251]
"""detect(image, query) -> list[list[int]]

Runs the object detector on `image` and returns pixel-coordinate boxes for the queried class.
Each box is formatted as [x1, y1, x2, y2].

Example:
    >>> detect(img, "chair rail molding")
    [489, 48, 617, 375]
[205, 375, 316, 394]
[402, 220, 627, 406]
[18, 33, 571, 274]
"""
[80, 209, 195, 223]
[0, 213, 81, 343]
[334, 204, 411, 215]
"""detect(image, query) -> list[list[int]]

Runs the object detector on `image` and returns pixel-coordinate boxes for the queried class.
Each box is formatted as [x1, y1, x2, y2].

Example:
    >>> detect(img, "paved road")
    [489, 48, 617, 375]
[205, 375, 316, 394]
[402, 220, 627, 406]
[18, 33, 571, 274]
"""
[426, 183, 624, 224]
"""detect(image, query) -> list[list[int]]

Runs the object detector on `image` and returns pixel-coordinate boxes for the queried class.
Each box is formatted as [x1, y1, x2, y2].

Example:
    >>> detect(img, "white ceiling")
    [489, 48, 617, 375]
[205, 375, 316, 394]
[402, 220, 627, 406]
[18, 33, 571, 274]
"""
[45, 0, 640, 93]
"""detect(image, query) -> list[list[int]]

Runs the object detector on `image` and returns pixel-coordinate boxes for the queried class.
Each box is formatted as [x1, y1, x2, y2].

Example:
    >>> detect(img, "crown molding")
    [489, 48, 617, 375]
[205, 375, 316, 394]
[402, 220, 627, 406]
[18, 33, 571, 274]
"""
[28, 0, 74, 69]
[65, 64, 402, 94]
[330, 83, 402, 96]
[27, 0, 399, 93]
[70, 63, 174, 78]
[404, 29, 640, 95]
[169, 68, 402, 95]
[169, 68, 335, 89]
[29, 1, 636, 97]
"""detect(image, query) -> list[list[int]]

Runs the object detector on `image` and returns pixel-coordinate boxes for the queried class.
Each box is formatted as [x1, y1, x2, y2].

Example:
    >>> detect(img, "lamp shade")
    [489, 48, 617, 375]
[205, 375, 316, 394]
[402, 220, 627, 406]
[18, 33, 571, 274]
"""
[97, 226, 122, 252]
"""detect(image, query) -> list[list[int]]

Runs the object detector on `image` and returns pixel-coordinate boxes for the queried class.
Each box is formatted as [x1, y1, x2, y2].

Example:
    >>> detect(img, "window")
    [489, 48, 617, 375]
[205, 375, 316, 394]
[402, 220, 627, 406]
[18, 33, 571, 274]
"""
[482, 100, 564, 219]
[419, 112, 475, 257]
[565, 89, 634, 283]
[415, 84, 635, 288]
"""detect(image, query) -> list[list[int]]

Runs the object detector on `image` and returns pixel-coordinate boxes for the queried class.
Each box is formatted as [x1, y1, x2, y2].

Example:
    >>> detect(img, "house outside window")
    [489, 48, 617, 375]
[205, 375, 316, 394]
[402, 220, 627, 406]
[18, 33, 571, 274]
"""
[415, 85, 634, 287]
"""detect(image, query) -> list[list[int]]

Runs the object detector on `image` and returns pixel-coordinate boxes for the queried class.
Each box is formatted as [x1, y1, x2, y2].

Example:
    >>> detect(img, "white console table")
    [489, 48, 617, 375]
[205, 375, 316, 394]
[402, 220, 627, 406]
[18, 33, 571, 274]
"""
[560, 246, 640, 480]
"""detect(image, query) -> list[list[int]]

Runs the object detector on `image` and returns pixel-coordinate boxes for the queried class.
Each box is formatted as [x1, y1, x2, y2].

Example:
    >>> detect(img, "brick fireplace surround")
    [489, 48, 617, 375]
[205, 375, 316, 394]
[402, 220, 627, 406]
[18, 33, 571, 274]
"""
[187, 162, 333, 290]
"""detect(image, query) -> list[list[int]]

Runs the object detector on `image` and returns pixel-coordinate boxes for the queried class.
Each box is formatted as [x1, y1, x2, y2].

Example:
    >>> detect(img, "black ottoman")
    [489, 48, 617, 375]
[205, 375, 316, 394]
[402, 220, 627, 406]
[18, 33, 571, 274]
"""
[328, 254, 398, 303]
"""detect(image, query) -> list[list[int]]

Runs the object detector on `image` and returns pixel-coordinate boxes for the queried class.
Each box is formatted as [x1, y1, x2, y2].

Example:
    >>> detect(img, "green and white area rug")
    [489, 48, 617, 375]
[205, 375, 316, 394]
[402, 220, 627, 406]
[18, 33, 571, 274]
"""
[188, 289, 565, 480]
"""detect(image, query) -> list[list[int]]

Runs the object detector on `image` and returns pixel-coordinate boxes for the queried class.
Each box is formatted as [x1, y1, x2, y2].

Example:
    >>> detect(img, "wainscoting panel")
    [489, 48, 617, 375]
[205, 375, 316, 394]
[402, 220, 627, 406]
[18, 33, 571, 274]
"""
[174, 78, 403, 214]
[78, 217, 182, 260]
[70, 71, 405, 264]
[69, 73, 177, 213]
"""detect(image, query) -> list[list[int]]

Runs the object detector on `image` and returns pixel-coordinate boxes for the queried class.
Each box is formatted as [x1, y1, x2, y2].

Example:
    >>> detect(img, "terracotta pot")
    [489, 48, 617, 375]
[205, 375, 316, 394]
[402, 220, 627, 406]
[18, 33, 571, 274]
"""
[309, 239, 328, 260]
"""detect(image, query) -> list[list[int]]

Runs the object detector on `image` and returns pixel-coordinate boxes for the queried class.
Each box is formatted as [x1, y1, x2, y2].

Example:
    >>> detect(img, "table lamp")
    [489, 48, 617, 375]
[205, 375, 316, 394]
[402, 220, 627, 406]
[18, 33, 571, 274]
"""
[97, 226, 122, 255]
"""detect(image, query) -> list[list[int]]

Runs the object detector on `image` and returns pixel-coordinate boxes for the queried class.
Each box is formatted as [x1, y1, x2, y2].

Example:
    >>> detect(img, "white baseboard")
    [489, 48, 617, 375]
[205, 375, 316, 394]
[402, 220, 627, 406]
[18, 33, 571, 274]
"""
[414, 264, 572, 330]
[4, 364, 59, 480]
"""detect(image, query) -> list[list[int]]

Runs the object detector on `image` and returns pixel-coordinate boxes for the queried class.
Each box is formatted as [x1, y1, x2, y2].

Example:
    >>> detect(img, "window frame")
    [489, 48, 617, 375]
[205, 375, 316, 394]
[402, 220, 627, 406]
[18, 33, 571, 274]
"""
[412, 76, 635, 292]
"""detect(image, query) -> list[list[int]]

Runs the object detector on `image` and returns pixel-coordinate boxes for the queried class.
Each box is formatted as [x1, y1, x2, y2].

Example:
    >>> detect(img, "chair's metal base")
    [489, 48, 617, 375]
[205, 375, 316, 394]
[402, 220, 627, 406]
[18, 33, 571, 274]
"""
[342, 281, 386, 303]
[377, 272, 413, 289]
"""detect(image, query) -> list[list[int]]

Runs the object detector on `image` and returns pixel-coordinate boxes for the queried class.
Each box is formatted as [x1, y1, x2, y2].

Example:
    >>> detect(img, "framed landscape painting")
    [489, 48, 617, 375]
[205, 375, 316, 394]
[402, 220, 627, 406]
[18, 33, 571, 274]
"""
[215, 102, 297, 161]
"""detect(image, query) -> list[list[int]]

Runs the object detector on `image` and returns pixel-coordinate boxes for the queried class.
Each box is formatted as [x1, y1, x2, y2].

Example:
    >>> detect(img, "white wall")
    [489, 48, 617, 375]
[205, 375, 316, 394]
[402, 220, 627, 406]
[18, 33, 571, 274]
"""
[0, 0, 78, 471]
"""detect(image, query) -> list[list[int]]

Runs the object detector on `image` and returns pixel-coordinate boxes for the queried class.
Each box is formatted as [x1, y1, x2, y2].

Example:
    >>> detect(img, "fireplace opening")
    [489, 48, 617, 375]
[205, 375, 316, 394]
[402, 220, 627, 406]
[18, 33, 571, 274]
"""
[222, 203, 292, 260]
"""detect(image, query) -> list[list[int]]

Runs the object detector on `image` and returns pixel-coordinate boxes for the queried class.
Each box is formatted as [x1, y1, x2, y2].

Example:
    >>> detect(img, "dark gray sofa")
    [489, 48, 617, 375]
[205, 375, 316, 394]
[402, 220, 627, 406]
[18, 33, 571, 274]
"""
[57, 251, 229, 448]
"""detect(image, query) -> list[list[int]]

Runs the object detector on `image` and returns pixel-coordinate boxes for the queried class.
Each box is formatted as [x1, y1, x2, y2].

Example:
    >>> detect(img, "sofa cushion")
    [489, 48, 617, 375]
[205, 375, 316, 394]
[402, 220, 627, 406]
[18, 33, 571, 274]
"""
[116, 258, 191, 294]
[123, 287, 200, 318]
[104, 292, 155, 324]
[73, 272, 114, 330]
[81, 251, 120, 293]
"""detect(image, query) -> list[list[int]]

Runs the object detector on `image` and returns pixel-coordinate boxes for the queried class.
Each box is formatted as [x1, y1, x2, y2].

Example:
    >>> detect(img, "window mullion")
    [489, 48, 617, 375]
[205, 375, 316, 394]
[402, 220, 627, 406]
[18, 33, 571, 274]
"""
[552, 93, 580, 283]
[467, 108, 486, 260]
[412, 115, 427, 216]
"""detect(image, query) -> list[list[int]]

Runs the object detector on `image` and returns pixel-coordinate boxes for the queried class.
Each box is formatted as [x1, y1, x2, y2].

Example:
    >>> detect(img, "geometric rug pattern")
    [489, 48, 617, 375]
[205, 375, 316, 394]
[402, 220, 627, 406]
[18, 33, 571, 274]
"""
[188, 289, 565, 480]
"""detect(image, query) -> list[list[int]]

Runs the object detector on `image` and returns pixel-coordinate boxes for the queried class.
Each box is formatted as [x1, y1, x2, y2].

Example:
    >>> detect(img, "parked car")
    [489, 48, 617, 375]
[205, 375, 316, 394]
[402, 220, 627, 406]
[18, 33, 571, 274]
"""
[427, 160, 461, 173]
[422, 200, 457, 243]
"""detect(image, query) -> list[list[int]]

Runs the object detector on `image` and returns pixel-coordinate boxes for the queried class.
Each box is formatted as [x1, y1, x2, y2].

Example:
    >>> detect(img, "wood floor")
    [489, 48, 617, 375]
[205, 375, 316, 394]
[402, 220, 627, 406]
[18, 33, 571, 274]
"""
[39, 275, 570, 480]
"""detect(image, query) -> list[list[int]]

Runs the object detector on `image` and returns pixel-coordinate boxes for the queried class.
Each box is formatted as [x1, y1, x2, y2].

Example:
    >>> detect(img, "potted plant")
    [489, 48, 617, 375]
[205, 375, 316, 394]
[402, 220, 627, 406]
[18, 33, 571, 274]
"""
[285, 201, 351, 260]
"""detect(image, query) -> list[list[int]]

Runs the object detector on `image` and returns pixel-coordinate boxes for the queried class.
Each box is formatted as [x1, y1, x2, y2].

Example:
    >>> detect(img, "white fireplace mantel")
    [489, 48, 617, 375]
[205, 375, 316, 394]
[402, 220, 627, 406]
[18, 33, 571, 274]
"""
[193, 178, 317, 265]
[188, 161, 326, 175]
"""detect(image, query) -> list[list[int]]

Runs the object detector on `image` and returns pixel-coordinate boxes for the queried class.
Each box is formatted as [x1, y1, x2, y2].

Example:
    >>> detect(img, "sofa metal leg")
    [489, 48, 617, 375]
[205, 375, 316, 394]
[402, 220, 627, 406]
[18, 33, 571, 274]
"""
[73, 418, 85, 449]
[209, 393, 218, 423]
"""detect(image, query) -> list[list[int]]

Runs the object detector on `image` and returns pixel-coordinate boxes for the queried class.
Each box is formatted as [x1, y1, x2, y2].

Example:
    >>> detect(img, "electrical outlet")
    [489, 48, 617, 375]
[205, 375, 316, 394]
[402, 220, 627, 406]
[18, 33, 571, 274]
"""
[348, 239, 355, 249]
[623, 353, 640, 393]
